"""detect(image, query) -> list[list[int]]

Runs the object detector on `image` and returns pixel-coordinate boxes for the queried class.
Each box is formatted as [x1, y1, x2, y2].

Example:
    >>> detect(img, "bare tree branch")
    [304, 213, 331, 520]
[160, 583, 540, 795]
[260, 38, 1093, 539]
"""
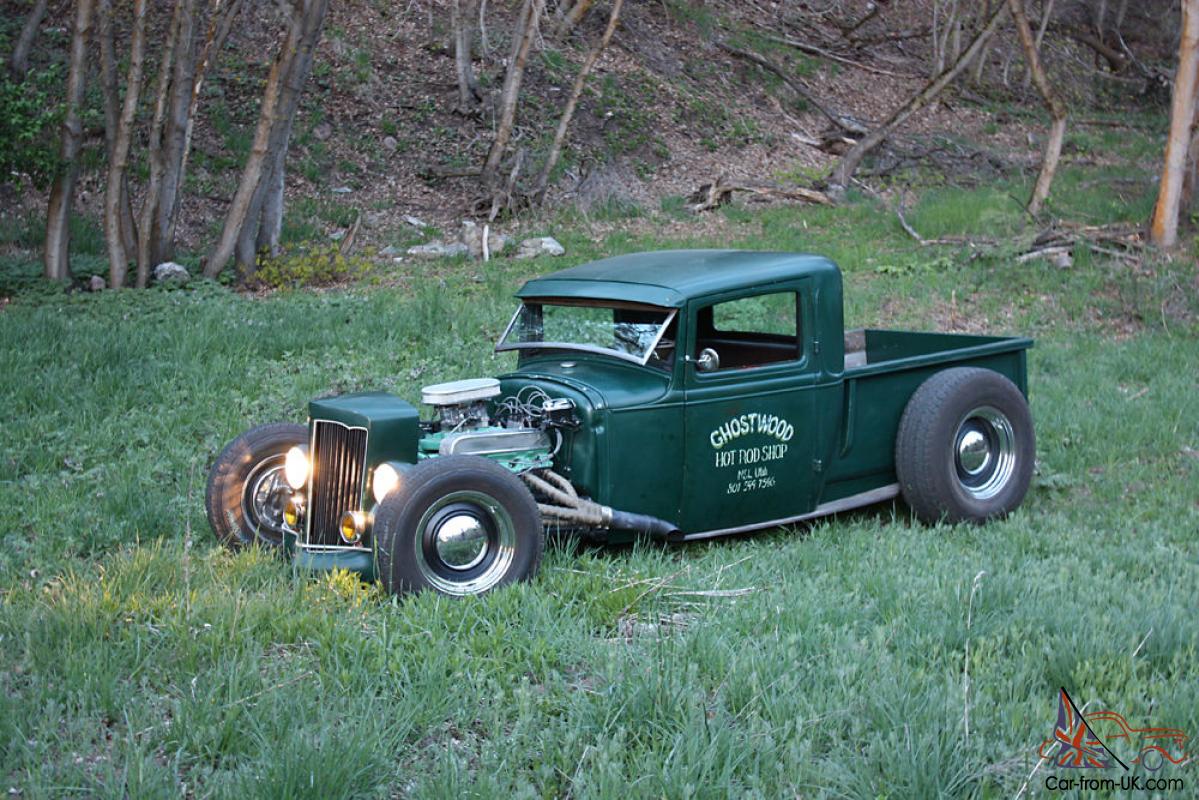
[9, 0, 49, 80]
[1009, 0, 1068, 216]
[827, 3, 1008, 201]
[533, 0, 623, 202]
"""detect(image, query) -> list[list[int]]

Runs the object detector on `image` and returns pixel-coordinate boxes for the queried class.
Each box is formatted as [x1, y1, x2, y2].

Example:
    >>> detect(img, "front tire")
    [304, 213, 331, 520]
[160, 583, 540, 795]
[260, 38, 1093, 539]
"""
[896, 368, 1035, 524]
[374, 456, 543, 596]
[205, 423, 307, 550]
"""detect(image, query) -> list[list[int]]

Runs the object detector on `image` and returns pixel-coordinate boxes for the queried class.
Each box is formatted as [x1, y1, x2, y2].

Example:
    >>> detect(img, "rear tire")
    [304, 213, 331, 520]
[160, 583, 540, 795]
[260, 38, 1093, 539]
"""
[205, 423, 307, 550]
[896, 368, 1034, 524]
[374, 455, 543, 596]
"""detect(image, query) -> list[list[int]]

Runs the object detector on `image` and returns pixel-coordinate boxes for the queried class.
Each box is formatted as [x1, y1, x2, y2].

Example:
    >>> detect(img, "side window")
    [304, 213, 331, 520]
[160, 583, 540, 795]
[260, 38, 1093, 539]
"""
[694, 291, 801, 371]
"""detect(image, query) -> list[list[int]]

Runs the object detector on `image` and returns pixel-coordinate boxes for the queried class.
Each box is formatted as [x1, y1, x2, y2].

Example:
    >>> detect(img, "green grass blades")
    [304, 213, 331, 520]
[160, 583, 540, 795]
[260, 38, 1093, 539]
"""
[1, 188, 1198, 797]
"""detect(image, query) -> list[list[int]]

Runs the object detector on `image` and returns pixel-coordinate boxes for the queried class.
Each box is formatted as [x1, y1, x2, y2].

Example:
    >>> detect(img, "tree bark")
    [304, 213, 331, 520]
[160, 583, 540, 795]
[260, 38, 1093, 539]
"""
[43, 0, 95, 283]
[1180, 121, 1199, 215]
[207, 0, 327, 279]
[481, 0, 543, 187]
[9, 0, 49, 80]
[147, 0, 201, 269]
[206, 17, 299, 279]
[533, 0, 621, 201]
[452, 0, 481, 111]
[1009, 0, 1068, 216]
[165, 0, 243, 261]
[103, 0, 148, 289]
[1150, 0, 1199, 248]
[241, 0, 326, 273]
[97, 0, 137, 259]
[135, 0, 185, 287]
[828, 3, 1008, 201]
[554, 0, 593, 38]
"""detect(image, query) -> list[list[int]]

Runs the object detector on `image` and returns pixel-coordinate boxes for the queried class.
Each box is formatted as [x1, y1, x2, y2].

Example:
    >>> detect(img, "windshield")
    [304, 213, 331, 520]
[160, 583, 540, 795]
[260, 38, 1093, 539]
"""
[497, 300, 676, 365]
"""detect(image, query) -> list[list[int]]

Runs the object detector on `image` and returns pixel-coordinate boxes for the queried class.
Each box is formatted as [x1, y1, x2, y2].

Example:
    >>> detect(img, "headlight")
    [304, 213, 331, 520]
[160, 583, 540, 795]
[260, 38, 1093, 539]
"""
[371, 461, 407, 503]
[283, 496, 304, 528]
[284, 445, 309, 490]
[340, 510, 367, 543]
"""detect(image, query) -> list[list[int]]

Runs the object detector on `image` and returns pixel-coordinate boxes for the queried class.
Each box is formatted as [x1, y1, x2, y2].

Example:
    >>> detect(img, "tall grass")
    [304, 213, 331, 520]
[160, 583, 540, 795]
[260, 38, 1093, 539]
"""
[1, 180, 1197, 796]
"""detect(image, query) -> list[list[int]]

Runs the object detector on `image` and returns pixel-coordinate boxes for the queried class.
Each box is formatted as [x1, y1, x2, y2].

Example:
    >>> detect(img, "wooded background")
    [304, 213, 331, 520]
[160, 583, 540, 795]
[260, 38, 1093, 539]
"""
[3, 0, 1197, 288]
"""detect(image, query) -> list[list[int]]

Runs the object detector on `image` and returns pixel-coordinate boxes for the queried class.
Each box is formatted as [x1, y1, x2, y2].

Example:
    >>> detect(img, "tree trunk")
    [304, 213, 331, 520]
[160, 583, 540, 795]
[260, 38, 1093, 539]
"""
[147, 0, 201, 268]
[242, 0, 325, 273]
[207, 0, 327, 279]
[255, 147, 287, 256]
[1009, 0, 1068, 215]
[97, 0, 137, 259]
[103, 0, 148, 289]
[534, 0, 622, 201]
[9, 0, 49, 80]
[452, 0, 481, 111]
[971, 0, 994, 85]
[165, 0, 243, 262]
[828, 3, 1008, 201]
[481, 0, 543, 187]
[1150, 0, 1199, 248]
[1180, 121, 1199, 215]
[135, 0, 185, 288]
[43, 0, 95, 283]
[205, 17, 301, 278]
[554, 0, 593, 38]
[1022, 0, 1056, 90]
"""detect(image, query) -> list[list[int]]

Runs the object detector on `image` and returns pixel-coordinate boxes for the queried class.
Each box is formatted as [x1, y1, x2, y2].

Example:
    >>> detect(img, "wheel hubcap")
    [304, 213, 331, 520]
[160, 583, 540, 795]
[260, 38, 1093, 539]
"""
[433, 513, 490, 570]
[243, 456, 293, 542]
[415, 490, 516, 595]
[953, 406, 1016, 501]
[957, 427, 992, 476]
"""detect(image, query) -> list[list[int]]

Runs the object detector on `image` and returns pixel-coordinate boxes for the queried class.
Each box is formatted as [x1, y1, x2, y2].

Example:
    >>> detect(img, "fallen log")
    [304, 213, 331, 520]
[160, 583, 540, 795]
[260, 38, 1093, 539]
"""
[688, 177, 833, 212]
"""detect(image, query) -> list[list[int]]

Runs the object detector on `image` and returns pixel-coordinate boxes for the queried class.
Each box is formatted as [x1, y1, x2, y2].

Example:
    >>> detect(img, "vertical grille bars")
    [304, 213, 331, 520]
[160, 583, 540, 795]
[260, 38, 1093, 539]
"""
[305, 420, 368, 547]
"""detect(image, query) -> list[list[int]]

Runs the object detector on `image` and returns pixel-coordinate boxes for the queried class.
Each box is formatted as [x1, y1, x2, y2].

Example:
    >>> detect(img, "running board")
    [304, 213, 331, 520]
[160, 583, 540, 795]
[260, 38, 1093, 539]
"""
[678, 483, 900, 542]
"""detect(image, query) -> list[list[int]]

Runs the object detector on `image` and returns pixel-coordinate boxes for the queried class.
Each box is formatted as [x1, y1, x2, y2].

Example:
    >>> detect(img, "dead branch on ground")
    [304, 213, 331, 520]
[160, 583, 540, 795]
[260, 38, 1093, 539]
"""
[687, 177, 832, 213]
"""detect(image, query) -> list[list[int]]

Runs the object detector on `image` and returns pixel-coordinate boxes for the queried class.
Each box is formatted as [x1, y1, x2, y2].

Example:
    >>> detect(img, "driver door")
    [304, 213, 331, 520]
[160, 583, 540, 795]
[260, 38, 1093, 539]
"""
[679, 283, 819, 535]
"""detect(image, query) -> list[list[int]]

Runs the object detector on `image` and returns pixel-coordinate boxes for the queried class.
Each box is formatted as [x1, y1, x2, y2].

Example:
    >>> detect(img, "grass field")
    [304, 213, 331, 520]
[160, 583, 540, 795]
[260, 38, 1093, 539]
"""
[1, 173, 1197, 798]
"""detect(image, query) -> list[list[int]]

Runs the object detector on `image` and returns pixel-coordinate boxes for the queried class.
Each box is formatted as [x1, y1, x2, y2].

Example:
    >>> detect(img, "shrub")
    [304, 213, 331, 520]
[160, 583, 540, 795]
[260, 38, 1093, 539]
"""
[0, 66, 66, 188]
[251, 245, 380, 289]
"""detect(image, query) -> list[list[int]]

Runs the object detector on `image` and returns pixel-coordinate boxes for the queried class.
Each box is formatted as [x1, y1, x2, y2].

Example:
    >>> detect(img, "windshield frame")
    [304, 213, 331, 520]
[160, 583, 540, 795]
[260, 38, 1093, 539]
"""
[495, 298, 679, 367]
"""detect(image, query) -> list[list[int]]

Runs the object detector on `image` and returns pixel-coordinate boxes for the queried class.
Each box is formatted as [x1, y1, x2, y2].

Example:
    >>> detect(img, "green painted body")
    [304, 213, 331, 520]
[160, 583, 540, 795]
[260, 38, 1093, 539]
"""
[294, 250, 1031, 561]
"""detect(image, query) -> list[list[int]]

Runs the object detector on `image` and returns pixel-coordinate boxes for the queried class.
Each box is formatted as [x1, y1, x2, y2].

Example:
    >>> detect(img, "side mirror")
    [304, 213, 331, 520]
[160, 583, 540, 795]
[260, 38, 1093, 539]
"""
[694, 347, 720, 373]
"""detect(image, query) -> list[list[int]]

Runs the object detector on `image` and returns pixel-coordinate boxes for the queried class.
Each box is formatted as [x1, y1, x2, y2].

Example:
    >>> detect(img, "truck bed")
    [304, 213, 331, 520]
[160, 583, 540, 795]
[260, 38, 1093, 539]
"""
[843, 328, 1031, 379]
[823, 328, 1033, 504]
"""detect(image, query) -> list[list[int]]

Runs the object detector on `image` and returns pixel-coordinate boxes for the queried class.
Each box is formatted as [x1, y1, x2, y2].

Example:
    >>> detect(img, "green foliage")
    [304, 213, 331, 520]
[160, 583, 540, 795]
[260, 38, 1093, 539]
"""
[0, 66, 66, 187]
[252, 245, 379, 289]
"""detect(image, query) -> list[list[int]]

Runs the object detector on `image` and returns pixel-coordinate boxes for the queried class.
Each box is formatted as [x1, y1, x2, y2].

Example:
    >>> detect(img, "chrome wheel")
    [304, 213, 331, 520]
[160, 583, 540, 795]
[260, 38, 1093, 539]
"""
[242, 455, 292, 542]
[414, 489, 516, 596]
[953, 406, 1016, 501]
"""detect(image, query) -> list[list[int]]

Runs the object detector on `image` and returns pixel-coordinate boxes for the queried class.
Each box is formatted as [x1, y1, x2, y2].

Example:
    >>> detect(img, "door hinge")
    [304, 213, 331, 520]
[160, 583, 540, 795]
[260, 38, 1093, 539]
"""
[813, 338, 821, 354]
[812, 459, 823, 473]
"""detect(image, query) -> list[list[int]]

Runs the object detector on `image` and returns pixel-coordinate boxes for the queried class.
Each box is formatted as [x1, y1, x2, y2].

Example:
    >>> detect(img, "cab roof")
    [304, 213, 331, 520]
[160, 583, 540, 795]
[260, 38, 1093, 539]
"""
[515, 250, 839, 308]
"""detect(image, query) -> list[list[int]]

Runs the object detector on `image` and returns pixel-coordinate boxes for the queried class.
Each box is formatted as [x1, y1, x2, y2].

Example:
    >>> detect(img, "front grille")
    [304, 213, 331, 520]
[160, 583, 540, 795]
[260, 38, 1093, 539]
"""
[306, 420, 368, 547]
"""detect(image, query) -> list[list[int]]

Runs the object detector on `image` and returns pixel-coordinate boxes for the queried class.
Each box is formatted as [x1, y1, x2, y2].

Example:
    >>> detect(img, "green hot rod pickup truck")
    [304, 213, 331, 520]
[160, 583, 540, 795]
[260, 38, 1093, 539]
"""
[206, 251, 1035, 596]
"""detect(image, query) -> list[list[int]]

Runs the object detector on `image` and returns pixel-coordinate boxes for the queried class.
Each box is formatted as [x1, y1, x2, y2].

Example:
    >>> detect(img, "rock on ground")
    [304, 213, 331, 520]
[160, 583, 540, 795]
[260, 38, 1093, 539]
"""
[459, 220, 510, 259]
[515, 236, 565, 259]
[406, 242, 469, 259]
[153, 262, 190, 284]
